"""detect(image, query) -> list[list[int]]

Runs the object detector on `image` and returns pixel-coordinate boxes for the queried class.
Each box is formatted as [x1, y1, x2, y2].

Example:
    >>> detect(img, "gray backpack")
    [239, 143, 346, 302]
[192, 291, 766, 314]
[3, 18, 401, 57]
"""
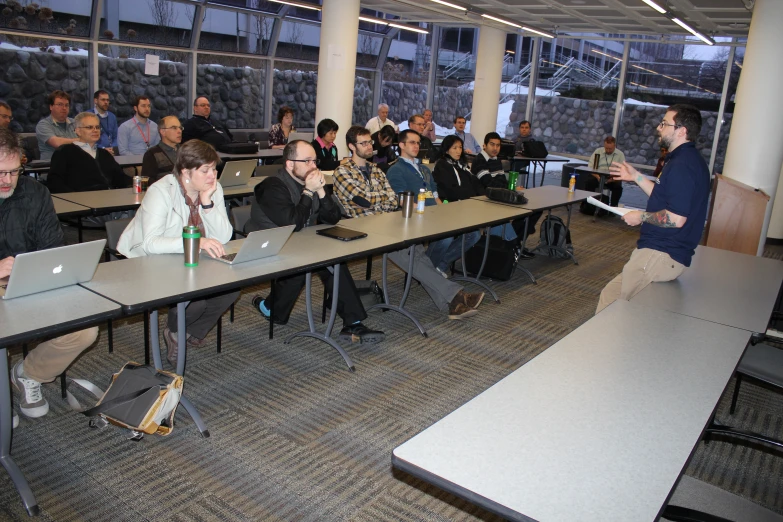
[538, 215, 573, 259]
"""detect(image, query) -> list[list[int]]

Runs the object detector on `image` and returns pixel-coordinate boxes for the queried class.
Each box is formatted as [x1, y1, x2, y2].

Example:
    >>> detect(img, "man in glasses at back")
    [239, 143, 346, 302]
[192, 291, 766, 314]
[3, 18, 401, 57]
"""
[35, 90, 78, 160]
[595, 104, 710, 314]
[244, 140, 385, 344]
[141, 115, 183, 184]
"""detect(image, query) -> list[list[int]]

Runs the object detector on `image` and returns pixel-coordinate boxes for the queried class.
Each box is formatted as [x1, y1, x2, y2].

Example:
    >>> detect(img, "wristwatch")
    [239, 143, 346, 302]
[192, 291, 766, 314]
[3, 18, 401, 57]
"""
[200, 201, 215, 209]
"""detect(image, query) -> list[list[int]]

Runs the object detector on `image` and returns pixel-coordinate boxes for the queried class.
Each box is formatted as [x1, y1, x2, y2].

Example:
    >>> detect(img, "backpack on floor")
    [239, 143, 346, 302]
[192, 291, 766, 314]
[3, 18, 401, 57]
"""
[464, 235, 519, 281]
[537, 215, 573, 260]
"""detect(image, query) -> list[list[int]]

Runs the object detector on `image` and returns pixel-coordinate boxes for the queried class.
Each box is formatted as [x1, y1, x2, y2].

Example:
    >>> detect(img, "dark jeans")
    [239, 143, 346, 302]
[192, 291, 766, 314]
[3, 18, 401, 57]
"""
[511, 211, 543, 245]
[168, 290, 240, 340]
[270, 264, 366, 325]
[585, 176, 623, 207]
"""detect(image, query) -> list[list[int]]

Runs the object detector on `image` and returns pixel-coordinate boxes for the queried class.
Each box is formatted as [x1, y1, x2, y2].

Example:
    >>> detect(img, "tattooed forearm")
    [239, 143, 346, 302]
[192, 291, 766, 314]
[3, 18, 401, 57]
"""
[640, 209, 678, 228]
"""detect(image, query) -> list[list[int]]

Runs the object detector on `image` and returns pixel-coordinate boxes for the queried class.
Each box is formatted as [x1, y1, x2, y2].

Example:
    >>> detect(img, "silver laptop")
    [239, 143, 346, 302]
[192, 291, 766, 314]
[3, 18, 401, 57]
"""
[289, 131, 314, 143]
[219, 159, 257, 188]
[212, 225, 295, 265]
[1, 239, 106, 299]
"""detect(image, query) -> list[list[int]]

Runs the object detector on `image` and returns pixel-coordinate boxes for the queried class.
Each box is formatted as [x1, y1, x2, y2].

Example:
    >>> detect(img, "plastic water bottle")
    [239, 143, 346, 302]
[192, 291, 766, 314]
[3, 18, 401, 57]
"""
[568, 174, 576, 193]
[416, 188, 426, 214]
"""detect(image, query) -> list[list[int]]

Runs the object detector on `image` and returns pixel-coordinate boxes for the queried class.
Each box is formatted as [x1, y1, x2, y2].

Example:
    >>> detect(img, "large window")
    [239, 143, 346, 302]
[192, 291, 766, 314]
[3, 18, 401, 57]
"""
[0, 0, 91, 37]
[198, 6, 274, 55]
[0, 38, 90, 132]
[195, 53, 265, 129]
[272, 60, 317, 129]
[101, 1, 195, 47]
[97, 44, 189, 125]
[275, 20, 320, 61]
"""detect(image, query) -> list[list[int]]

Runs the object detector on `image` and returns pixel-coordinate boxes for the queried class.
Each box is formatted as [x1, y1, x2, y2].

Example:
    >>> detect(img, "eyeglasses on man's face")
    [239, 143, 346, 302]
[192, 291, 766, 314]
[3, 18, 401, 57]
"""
[0, 114, 12, 121]
[290, 158, 320, 166]
[52, 102, 70, 108]
[657, 120, 681, 129]
[79, 125, 101, 131]
[356, 140, 373, 147]
[0, 167, 24, 179]
[162, 126, 184, 131]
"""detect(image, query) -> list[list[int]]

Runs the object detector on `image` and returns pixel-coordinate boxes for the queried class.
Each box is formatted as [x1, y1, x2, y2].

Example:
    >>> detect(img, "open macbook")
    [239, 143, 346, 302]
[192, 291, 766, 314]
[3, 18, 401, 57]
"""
[219, 159, 257, 188]
[213, 225, 295, 265]
[2, 239, 106, 299]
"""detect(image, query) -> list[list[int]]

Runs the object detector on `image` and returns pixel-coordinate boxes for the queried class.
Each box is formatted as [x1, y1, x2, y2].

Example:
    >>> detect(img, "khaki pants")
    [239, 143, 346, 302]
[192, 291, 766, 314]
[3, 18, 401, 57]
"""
[596, 248, 685, 314]
[23, 327, 99, 383]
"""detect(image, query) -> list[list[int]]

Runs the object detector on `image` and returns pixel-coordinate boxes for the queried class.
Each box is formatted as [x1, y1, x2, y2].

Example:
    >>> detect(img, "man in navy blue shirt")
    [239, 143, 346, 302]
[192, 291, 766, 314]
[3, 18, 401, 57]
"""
[596, 104, 710, 313]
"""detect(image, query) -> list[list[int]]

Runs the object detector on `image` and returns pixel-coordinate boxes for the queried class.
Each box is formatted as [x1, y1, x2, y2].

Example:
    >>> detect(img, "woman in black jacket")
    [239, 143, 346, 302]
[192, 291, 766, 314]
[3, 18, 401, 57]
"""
[311, 118, 344, 171]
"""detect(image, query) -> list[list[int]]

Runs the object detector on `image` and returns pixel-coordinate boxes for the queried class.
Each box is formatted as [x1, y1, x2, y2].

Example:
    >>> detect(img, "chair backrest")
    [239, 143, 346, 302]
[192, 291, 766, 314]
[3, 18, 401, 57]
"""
[254, 164, 279, 178]
[104, 217, 132, 260]
[231, 205, 253, 236]
[21, 135, 40, 161]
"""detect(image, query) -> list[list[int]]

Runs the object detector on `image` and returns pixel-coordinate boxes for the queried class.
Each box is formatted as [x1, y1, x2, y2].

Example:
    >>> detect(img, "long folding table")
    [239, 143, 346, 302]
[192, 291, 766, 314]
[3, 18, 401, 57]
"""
[392, 299, 752, 522]
[0, 286, 121, 516]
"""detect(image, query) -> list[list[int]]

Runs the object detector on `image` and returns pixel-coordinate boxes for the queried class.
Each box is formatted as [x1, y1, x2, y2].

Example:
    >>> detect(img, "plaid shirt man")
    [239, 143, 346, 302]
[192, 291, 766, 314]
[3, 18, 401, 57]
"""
[333, 159, 399, 217]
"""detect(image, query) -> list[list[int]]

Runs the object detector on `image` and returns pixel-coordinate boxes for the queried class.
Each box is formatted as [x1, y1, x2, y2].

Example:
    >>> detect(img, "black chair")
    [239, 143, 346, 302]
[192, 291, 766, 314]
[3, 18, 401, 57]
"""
[104, 218, 136, 357]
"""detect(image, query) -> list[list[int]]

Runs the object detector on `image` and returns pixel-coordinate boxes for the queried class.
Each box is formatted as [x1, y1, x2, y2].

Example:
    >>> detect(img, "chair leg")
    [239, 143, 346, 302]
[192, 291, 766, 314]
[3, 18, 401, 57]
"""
[730, 373, 743, 415]
[229, 302, 235, 323]
[107, 319, 113, 353]
[22, 343, 28, 358]
[268, 279, 275, 340]
[365, 255, 373, 280]
[216, 316, 222, 354]
[60, 370, 67, 400]
[144, 311, 150, 366]
[322, 289, 329, 324]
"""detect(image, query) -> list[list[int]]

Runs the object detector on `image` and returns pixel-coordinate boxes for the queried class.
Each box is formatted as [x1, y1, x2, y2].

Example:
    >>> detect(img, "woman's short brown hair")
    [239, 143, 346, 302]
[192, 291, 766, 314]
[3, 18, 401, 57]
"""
[174, 139, 220, 175]
[277, 105, 294, 124]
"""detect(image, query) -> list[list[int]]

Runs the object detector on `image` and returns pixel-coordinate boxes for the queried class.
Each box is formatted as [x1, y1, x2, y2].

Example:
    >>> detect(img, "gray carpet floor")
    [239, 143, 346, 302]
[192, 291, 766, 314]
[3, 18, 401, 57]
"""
[1, 209, 782, 521]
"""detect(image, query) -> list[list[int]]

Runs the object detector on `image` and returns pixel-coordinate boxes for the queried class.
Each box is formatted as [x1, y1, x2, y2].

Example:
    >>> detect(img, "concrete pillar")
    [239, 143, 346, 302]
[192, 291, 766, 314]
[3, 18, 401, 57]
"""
[469, 25, 505, 144]
[722, 0, 783, 251]
[314, 0, 360, 158]
[767, 164, 783, 240]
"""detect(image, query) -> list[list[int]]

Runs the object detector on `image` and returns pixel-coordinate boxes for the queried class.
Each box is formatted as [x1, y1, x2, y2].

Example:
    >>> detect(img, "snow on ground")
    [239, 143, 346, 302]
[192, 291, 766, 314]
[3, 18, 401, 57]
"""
[0, 41, 90, 56]
[400, 99, 516, 137]
[461, 81, 560, 97]
[624, 98, 667, 107]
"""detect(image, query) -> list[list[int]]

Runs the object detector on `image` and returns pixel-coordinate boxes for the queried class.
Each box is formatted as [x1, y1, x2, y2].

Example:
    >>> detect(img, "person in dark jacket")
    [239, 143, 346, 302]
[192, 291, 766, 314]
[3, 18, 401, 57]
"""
[141, 115, 182, 183]
[470, 132, 507, 189]
[182, 96, 233, 148]
[311, 118, 346, 172]
[0, 128, 98, 425]
[245, 140, 384, 344]
[47, 112, 131, 193]
[371, 125, 397, 172]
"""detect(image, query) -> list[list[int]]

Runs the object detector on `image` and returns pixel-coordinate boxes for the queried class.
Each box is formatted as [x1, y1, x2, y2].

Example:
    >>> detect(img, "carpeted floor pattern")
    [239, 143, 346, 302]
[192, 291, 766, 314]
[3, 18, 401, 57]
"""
[1, 210, 782, 521]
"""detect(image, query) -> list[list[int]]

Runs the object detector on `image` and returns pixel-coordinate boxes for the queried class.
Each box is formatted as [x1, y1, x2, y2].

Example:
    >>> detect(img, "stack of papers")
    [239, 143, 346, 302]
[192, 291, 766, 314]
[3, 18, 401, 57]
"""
[586, 196, 642, 217]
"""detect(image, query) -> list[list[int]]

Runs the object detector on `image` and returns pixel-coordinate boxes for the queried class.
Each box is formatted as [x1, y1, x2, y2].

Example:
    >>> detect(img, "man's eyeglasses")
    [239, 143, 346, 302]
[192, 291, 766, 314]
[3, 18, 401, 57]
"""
[79, 125, 101, 131]
[657, 120, 681, 129]
[290, 158, 320, 166]
[162, 126, 184, 131]
[0, 167, 24, 179]
[53, 102, 70, 108]
[0, 114, 12, 121]
[356, 140, 373, 147]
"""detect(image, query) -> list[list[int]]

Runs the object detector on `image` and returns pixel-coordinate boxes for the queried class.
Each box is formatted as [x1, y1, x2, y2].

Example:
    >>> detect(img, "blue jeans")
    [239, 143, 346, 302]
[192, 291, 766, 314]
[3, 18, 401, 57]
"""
[427, 231, 481, 272]
[489, 224, 517, 241]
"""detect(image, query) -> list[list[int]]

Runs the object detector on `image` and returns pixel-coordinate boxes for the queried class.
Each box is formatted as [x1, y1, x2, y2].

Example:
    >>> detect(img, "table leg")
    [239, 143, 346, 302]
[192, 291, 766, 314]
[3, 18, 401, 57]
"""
[593, 174, 605, 221]
[450, 227, 500, 302]
[515, 218, 537, 284]
[367, 247, 427, 337]
[150, 306, 210, 437]
[529, 162, 539, 189]
[0, 348, 40, 516]
[538, 161, 547, 187]
[284, 265, 355, 372]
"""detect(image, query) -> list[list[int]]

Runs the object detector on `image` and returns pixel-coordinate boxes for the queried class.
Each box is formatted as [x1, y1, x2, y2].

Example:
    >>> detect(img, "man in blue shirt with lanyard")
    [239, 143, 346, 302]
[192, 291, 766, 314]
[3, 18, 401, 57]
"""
[88, 90, 118, 152]
[387, 129, 480, 277]
[595, 104, 710, 314]
[117, 95, 160, 155]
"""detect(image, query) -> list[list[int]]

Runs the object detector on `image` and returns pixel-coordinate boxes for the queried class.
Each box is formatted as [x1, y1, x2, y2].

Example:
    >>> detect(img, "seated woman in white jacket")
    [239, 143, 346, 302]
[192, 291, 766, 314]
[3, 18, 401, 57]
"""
[117, 139, 240, 366]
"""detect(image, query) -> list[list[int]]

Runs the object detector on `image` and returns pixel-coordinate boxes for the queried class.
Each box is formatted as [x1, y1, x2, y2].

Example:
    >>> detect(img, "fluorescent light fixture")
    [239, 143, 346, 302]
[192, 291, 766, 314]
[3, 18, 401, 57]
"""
[429, 0, 465, 11]
[269, 0, 321, 11]
[359, 16, 387, 25]
[591, 49, 621, 61]
[671, 17, 714, 45]
[522, 26, 555, 38]
[641, 0, 667, 14]
[388, 22, 429, 34]
[481, 14, 522, 29]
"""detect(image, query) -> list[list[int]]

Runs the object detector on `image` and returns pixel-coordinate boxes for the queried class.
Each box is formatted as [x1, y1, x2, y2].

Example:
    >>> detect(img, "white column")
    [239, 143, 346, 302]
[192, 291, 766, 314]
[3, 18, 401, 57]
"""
[768, 164, 783, 239]
[314, 0, 360, 159]
[469, 25, 505, 145]
[722, 0, 783, 252]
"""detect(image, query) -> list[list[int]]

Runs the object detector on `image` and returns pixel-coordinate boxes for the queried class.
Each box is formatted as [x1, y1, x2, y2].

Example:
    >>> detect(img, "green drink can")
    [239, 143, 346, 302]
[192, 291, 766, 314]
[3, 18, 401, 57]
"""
[508, 171, 518, 190]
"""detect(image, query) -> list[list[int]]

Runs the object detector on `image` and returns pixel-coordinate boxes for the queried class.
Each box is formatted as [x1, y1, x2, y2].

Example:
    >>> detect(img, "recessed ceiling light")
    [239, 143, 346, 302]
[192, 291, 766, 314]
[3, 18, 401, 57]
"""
[729, 22, 749, 28]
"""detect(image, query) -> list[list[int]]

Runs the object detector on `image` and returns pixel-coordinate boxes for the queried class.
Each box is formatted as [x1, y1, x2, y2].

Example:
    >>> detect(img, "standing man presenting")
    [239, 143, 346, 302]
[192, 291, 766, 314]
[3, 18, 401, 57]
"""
[595, 104, 710, 314]
[117, 96, 160, 155]
[88, 90, 118, 152]
[365, 103, 398, 136]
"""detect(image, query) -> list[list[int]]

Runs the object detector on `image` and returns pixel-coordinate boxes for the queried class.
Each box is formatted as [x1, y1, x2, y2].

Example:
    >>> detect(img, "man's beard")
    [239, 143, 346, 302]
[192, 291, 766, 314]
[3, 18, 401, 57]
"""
[658, 133, 672, 150]
[356, 148, 374, 160]
[0, 187, 14, 199]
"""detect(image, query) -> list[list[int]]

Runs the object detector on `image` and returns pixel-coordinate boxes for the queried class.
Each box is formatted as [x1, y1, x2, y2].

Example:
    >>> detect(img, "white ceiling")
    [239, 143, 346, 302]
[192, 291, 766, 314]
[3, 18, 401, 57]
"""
[360, 0, 754, 39]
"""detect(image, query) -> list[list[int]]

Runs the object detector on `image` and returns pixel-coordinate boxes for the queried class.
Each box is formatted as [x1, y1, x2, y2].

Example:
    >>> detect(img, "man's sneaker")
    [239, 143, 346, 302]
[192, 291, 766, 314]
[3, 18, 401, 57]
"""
[457, 289, 485, 309]
[435, 267, 449, 279]
[338, 323, 385, 344]
[448, 301, 478, 320]
[520, 248, 536, 260]
[251, 295, 288, 325]
[10, 361, 49, 418]
[13, 411, 19, 429]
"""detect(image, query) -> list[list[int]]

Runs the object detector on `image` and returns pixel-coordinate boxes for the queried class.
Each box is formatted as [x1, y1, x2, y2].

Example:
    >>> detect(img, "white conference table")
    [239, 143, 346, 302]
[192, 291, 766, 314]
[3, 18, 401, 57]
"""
[392, 299, 752, 522]
[631, 245, 783, 334]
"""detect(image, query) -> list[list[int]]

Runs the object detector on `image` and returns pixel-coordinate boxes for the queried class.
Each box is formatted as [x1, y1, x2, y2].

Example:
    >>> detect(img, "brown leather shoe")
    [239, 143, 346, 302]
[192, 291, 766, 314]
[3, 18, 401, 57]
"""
[457, 290, 485, 309]
[163, 327, 179, 366]
[448, 297, 478, 320]
[186, 334, 207, 348]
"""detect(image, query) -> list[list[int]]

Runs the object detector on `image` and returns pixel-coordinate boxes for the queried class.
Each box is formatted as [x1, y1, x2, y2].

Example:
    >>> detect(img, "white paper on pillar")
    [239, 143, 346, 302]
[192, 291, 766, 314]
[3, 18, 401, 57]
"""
[327, 45, 346, 70]
[145, 54, 160, 76]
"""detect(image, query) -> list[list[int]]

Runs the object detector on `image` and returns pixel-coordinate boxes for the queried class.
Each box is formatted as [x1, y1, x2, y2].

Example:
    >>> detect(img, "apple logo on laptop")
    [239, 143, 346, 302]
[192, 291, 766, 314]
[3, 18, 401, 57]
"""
[52, 265, 63, 274]
[261, 241, 269, 248]
[235, 171, 241, 177]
